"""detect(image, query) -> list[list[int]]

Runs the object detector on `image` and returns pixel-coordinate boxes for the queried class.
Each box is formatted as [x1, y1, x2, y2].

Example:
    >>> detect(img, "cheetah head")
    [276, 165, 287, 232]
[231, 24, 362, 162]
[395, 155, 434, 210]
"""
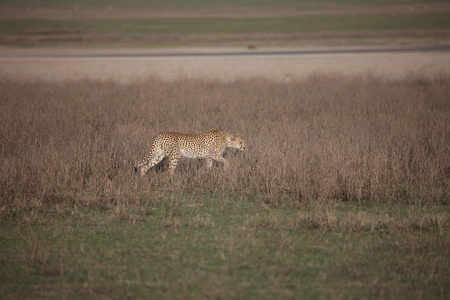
[230, 134, 246, 151]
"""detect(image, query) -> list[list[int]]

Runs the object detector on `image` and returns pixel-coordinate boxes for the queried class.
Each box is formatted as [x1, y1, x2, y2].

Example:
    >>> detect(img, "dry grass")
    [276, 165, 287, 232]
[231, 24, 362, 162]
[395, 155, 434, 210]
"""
[0, 75, 448, 298]
[0, 75, 449, 210]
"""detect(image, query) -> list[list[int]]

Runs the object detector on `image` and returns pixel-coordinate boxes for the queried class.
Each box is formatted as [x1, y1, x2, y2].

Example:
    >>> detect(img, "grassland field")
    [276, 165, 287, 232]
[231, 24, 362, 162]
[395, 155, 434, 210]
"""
[1, 1, 450, 299]
[0, 75, 449, 299]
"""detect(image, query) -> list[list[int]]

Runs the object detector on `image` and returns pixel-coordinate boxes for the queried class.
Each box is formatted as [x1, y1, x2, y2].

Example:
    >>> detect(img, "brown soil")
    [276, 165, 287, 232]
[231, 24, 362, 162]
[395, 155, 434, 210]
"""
[1, 4, 449, 20]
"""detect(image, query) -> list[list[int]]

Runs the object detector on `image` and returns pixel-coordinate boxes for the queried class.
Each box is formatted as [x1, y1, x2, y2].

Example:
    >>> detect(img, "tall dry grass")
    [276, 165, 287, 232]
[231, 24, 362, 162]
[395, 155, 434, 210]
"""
[0, 75, 449, 207]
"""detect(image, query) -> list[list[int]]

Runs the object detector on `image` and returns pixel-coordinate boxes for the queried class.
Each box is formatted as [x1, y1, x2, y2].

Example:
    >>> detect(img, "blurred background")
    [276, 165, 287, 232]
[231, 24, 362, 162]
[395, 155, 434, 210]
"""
[1, 0, 449, 49]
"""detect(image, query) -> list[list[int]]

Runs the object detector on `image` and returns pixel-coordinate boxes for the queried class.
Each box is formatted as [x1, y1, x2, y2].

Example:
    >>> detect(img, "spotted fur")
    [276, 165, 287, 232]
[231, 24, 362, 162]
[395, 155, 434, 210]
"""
[134, 128, 245, 176]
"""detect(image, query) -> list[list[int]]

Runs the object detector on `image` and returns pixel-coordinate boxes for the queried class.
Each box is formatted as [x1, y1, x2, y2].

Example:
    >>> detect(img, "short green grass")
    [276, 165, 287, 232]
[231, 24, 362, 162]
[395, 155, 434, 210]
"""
[2, 14, 450, 36]
[1, 12, 450, 47]
[1, 194, 448, 299]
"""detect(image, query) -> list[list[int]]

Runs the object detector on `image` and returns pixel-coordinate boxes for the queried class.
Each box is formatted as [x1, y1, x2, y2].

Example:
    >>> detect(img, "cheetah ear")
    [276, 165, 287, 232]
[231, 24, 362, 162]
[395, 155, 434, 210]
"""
[231, 135, 236, 141]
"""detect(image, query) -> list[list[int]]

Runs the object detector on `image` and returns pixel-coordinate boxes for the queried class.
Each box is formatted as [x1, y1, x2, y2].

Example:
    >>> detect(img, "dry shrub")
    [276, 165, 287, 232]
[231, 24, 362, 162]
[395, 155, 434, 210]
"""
[0, 75, 449, 206]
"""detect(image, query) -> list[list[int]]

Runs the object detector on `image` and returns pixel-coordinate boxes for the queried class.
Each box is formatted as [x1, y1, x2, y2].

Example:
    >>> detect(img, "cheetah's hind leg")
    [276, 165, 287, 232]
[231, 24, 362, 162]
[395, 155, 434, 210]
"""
[136, 149, 166, 177]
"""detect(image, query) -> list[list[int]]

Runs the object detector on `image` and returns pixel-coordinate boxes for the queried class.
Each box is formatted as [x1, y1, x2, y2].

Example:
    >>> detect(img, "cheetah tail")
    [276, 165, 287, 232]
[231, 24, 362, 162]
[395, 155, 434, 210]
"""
[133, 154, 153, 168]
[123, 159, 145, 169]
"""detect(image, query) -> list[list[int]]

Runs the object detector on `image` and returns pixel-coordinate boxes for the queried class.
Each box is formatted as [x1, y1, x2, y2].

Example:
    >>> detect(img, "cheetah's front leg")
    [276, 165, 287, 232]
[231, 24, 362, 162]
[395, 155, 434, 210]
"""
[211, 155, 228, 170]
[206, 158, 213, 169]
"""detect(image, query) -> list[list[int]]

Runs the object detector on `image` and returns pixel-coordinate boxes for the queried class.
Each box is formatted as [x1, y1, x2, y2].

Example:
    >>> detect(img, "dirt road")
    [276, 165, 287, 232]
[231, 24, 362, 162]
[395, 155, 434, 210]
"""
[1, 46, 450, 82]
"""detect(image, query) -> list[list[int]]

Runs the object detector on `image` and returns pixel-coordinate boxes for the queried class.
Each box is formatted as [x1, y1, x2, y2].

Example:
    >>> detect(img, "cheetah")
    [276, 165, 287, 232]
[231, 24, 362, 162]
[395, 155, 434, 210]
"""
[134, 128, 246, 176]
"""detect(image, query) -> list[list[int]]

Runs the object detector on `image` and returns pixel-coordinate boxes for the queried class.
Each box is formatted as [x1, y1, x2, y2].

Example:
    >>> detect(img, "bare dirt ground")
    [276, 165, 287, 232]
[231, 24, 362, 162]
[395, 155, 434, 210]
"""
[1, 4, 449, 19]
[1, 46, 450, 82]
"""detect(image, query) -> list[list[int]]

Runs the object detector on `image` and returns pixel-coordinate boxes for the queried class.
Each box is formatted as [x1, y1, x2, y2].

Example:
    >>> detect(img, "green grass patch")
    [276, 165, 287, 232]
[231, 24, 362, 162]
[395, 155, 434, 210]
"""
[2, 13, 450, 36]
[1, 195, 448, 299]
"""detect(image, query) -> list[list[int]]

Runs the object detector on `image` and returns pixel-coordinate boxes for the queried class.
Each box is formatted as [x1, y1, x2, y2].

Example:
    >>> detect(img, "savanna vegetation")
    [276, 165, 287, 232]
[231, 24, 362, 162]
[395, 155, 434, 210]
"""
[0, 75, 449, 299]
[1, 1, 450, 298]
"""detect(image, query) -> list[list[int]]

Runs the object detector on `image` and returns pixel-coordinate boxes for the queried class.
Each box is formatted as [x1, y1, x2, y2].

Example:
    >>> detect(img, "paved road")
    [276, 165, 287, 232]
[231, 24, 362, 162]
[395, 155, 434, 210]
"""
[1, 44, 450, 59]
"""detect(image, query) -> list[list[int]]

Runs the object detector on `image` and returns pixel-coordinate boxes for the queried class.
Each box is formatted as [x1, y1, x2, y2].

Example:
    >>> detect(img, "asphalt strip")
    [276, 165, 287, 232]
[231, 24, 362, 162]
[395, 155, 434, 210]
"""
[2, 44, 450, 59]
